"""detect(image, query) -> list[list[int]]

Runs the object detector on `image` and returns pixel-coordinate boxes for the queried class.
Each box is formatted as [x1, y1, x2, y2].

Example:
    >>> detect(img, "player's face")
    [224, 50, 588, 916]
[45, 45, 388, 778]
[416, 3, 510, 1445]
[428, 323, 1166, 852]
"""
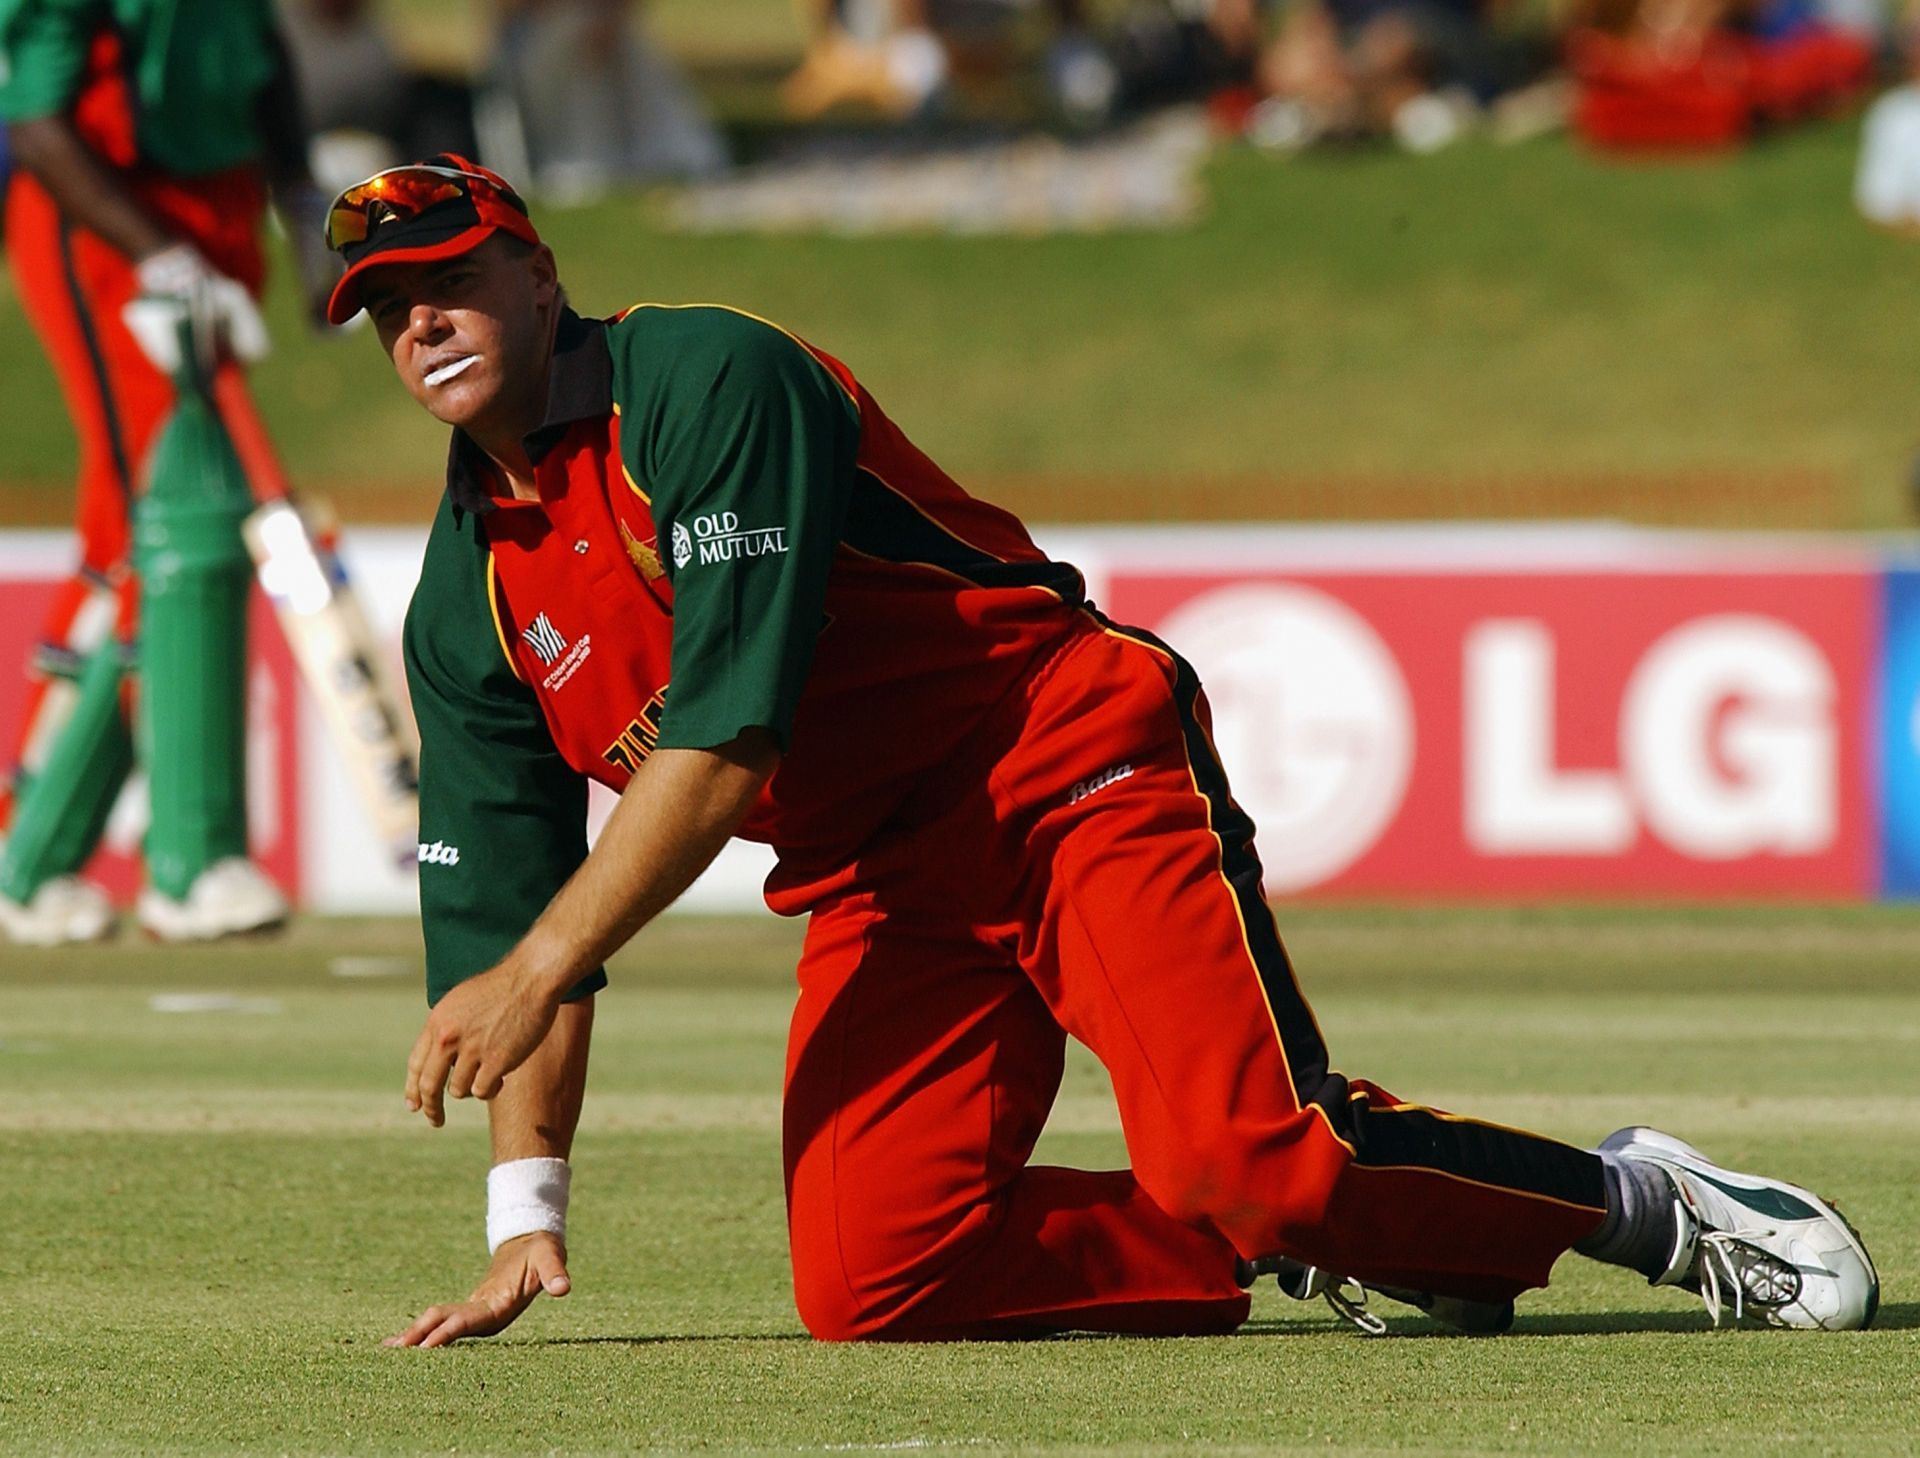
[361, 240, 559, 438]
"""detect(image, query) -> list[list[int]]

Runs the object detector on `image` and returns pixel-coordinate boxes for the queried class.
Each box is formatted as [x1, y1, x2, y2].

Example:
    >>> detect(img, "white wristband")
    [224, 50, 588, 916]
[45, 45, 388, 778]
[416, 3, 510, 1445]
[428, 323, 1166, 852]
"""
[486, 1157, 571, 1254]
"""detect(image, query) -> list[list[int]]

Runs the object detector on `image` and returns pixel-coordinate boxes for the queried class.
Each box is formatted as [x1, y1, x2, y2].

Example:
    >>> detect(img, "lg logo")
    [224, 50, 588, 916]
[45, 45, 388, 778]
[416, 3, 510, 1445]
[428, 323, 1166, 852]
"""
[1465, 615, 1836, 860]
[1157, 584, 1414, 892]
[1157, 587, 1840, 890]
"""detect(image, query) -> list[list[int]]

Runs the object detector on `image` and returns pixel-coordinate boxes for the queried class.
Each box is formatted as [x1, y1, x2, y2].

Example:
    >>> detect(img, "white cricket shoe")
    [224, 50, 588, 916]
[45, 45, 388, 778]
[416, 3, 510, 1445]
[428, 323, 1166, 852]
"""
[1599, 1127, 1879, 1330]
[0, 874, 115, 945]
[136, 857, 289, 942]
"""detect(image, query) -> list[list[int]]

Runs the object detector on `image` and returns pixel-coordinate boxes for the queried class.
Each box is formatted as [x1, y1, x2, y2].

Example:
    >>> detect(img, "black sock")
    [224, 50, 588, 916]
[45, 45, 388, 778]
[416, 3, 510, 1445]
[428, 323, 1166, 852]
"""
[1573, 1152, 1682, 1280]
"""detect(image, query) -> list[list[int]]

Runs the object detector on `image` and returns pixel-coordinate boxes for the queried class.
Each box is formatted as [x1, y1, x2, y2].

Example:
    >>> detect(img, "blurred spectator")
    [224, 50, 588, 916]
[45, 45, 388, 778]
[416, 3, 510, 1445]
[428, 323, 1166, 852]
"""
[1817, 0, 1891, 39]
[482, 0, 727, 200]
[1857, 22, 1920, 228]
[782, 0, 1125, 129]
[1249, 0, 1555, 151]
[781, 0, 951, 119]
[278, 0, 479, 189]
[1103, 0, 1266, 114]
[1857, 81, 1920, 226]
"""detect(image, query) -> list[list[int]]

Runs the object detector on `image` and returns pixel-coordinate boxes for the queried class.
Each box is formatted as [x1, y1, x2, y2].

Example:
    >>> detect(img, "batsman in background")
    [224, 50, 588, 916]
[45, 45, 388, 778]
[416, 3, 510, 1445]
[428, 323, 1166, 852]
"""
[0, 0, 339, 941]
[328, 159, 1877, 1346]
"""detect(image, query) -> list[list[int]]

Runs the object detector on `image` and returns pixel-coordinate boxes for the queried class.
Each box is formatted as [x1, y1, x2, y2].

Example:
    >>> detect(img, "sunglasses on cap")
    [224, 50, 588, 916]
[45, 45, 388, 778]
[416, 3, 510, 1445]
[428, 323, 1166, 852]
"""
[324, 164, 525, 253]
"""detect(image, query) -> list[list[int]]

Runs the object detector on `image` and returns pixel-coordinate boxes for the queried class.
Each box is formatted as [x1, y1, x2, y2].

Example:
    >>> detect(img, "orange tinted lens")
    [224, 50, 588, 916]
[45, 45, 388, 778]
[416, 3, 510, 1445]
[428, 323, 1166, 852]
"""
[324, 171, 471, 251]
[324, 201, 371, 250]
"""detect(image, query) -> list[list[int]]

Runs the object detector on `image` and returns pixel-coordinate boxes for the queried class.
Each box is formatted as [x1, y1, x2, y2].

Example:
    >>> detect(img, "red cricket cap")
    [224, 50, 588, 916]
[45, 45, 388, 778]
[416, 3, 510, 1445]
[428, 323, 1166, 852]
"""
[324, 155, 542, 326]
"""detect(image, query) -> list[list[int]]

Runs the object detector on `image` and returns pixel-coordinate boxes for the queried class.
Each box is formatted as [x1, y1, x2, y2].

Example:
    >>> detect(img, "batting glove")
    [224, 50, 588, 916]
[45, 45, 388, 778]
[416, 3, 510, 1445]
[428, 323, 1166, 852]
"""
[122, 242, 271, 376]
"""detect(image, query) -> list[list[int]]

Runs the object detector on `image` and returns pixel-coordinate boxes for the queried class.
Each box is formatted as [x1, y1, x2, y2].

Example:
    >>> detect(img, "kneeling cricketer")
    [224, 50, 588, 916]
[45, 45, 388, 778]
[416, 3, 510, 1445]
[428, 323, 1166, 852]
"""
[323, 157, 1878, 1346]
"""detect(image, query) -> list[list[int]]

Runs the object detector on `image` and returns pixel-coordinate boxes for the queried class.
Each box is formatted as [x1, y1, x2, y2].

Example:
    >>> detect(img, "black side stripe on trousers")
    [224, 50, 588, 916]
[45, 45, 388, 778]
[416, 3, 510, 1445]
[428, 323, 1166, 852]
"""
[1097, 611, 1605, 1213]
[57, 219, 136, 498]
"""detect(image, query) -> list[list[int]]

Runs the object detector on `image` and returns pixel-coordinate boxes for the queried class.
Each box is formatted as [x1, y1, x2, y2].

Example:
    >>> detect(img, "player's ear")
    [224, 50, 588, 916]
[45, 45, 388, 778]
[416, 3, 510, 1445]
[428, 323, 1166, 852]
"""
[527, 244, 559, 308]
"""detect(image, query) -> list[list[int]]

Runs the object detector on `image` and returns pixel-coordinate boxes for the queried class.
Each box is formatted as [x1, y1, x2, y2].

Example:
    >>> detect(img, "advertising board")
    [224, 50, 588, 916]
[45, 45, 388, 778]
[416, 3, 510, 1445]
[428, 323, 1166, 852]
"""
[0, 525, 1899, 910]
[1103, 564, 1876, 898]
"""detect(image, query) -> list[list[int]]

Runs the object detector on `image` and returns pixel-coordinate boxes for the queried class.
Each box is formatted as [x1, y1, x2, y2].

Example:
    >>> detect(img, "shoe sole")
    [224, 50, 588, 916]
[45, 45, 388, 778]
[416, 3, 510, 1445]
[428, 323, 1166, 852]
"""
[0, 913, 116, 946]
[136, 903, 290, 943]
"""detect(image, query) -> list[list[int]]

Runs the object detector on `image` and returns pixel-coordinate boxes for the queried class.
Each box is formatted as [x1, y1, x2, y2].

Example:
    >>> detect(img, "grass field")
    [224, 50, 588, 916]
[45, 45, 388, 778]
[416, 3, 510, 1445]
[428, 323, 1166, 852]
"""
[3, 905, 1917, 1454]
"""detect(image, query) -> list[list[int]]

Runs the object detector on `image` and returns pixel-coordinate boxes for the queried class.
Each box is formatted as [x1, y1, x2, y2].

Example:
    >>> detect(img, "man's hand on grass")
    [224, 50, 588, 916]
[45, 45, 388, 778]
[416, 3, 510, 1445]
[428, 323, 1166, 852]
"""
[402, 736, 778, 1128]
[404, 961, 562, 1126]
[384, 1233, 571, 1348]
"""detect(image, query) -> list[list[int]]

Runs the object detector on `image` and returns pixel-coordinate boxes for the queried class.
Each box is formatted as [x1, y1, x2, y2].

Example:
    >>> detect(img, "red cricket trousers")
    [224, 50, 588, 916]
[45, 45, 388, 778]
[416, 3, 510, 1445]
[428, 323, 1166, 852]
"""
[779, 614, 1607, 1340]
[1, 164, 265, 818]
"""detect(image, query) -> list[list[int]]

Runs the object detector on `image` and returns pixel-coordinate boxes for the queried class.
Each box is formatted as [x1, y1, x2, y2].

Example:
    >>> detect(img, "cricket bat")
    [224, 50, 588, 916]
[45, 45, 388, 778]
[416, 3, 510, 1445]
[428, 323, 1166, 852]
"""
[243, 496, 420, 863]
[217, 367, 421, 862]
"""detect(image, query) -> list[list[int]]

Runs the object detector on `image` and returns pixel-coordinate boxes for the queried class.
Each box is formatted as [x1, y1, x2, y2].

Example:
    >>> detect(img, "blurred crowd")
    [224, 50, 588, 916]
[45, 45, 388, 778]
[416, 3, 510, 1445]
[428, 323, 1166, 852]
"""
[0, 0, 1909, 211]
[772, 0, 1887, 151]
[269, 0, 1914, 201]
[279, 0, 726, 199]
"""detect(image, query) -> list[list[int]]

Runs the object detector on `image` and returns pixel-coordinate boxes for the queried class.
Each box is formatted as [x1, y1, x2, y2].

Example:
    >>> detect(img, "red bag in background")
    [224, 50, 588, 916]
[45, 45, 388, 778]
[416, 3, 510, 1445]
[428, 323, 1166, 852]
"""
[1569, 24, 1871, 150]
[1570, 30, 1754, 148]
[1747, 28, 1873, 121]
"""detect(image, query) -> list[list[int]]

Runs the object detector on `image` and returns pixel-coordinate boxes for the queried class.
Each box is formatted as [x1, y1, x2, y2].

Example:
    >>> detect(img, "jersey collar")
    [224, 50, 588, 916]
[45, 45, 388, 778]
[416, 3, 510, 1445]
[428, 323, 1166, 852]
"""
[446, 307, 613, 517]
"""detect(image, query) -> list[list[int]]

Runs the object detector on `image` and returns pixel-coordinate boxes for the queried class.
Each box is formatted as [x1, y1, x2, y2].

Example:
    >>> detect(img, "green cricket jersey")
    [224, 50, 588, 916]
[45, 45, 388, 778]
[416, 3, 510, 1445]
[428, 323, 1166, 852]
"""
[403, 304, 1086, 1005]
[0, 0, 277, 174]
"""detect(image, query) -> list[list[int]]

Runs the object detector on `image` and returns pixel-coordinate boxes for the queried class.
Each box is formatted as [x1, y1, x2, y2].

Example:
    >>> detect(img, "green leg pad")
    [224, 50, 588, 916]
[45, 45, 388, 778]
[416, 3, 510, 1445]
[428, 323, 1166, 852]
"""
[134, 377, 255, 902]
[0, 642, 135, 903]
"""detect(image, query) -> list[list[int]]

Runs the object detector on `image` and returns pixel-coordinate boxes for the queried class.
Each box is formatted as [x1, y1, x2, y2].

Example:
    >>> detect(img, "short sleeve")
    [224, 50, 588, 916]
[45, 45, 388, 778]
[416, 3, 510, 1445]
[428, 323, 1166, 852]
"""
[641, 312, 860, 752]
[0, 0, 95, 123]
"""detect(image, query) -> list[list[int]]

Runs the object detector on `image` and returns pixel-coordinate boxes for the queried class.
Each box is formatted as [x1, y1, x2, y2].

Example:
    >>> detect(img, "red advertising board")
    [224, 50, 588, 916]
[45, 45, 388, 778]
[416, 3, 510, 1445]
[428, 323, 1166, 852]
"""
[0, 577, 303, 903]
[1106, 570, 1876, 898]
[0, 529, 1884, 909]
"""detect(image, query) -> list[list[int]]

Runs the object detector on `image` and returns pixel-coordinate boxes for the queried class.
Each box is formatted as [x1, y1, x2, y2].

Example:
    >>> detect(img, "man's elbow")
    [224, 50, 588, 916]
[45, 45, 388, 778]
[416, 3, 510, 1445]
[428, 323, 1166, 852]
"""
[720, 726, 784, 782]
[4, 116, 93, 186]
[5, 117, 70, 179]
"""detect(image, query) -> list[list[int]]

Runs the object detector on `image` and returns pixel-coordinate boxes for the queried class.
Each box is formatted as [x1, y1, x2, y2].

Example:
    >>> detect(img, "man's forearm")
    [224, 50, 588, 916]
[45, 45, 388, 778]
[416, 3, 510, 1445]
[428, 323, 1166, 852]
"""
[489, 997, 594, 1163]
[6, 117, 173, 259]
[402, 731, 780, 1130]
[503, 731, 781, 1001]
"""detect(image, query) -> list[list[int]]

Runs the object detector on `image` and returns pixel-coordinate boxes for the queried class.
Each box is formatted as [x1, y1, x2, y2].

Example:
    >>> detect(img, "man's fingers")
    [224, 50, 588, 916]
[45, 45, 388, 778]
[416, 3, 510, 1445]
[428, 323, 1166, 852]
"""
[384, 1305, 451, 1347]
[385, 1302, 484, 1349]
[385, 1276, 549, 1350]
[416, 1039, 453, 1126]
[416, 1310, 475, 1349]
[446, 1051, 477, 1102]
[447, 1050, 507, 1103]
[403, 1025, 432, 1111]
[393, 1296, 519, 1349]
[530, 1243, 572, 1298]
